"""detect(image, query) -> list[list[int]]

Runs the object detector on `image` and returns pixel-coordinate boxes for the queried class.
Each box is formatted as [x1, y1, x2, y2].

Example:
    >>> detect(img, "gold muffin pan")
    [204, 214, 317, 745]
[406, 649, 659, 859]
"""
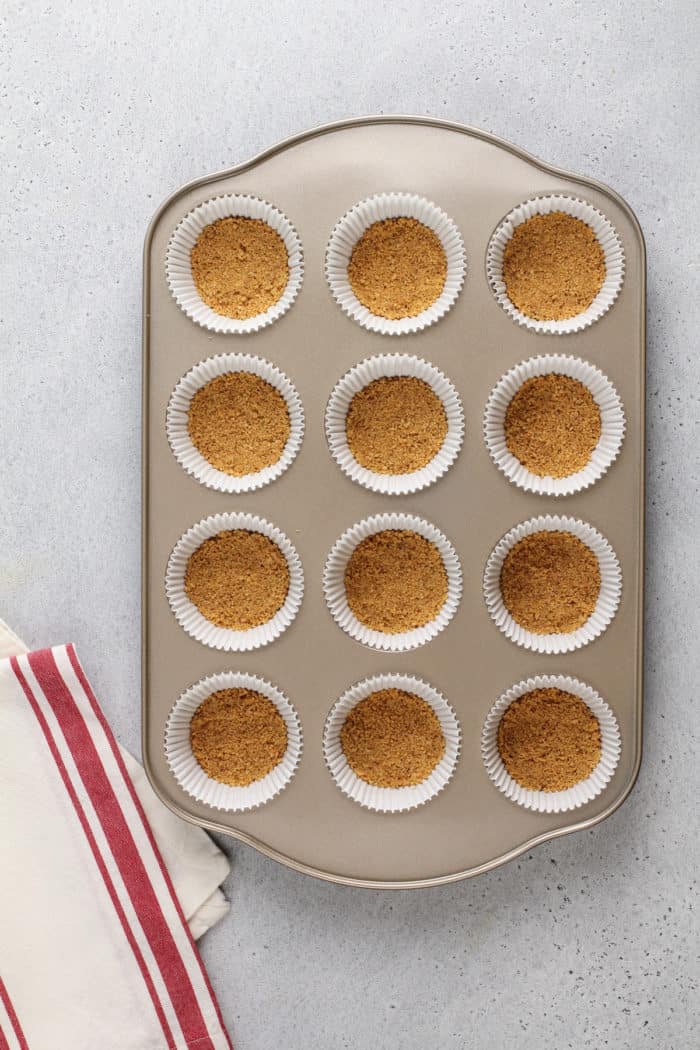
[142, 116, 645, 888]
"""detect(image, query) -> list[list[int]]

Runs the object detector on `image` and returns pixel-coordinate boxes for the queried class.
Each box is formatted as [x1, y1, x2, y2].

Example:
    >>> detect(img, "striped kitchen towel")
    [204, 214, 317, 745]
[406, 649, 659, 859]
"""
[0, 639, 233, 1050]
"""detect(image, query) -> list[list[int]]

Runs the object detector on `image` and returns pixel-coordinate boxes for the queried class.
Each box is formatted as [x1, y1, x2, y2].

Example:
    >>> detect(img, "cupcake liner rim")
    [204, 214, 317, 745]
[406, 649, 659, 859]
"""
[481, 673, 621, 813]
[483, 353, 626, 497]
[165, 512, 304, 652]
[166, 352, 305, 493]
[323, 672, 461, 813]
[486, 194, 625, 334]
[165, 193, 304, 334]
[165, 670, 302, 812]
[325, 192, 466, 335]
[483, 514, 622, 654]
[325, 353, 465, 495]
[323, 512, 463, 652]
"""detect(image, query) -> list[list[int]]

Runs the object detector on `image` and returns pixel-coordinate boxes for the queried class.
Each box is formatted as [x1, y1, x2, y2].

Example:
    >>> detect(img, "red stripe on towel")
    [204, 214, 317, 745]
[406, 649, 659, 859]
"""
[0, 976, 29, 1050]
[66, 644, 233, 1049]
[8, 658, 176, 1050]
[27, 648, 217, 1050]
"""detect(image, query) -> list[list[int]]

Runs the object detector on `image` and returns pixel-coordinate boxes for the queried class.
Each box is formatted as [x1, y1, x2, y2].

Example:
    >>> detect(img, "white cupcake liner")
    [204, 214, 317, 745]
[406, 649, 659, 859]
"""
[165, 671, 302, 812]
[166, 512, 303, 651]
[166, 353, 304, 493]
[325, 192, 466, 335]
[323, 513, 462, 652]
[165, 194, 303, 334]
[323, 673, 461, 813]
[482, 674, 621, 813]
[483, 354, 625, 496]
[325, 354, 464, 495]
[483, 515, 621, 654]
[486, 195, 624, 334]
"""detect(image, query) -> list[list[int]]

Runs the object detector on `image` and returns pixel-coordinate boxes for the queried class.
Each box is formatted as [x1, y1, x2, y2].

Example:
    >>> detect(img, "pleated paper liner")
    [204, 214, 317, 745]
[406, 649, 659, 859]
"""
[481, 674, 621, 814]
[323, 673, 461, 813]
[325, 354, 464, 495]
[483, 354, 625, 496]
[325, 192, 466, 335]
[483, 515, 622, 655]
[165, 671, 302, 812]
[167, 353, 304, 493]
[486, 194, 624, 334]
[323, 513, 462, 652]
[165, 193, 303, 334]
[165, 512, 304, 652]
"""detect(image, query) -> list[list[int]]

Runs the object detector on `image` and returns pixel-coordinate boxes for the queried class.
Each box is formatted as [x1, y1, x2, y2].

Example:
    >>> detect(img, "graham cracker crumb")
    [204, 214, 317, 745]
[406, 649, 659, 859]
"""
[340, 688, 446, 787]
[190, 688, 287, 786]
[503, 212, 605, 321]
[190, 217, 289, 320]
[344, 529, 448, 634]
[500, 530, 600, 634]
[348, 217, 447, 319]
[497, 687, 602, 791]
[187, 372, 291, 476]
[505, 373, 602, 478]
[185, 529, 289, 630]
[346, 376, 448, 474]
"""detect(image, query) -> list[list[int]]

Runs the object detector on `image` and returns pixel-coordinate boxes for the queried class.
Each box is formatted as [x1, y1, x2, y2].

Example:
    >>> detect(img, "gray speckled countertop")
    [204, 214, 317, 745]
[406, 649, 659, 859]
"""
[4, 2, 699, 1047]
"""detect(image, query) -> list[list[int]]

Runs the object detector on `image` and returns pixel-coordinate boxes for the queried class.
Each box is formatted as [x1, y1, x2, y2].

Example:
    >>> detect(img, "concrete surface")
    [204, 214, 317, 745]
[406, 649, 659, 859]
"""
[3, 1, 699, 1047]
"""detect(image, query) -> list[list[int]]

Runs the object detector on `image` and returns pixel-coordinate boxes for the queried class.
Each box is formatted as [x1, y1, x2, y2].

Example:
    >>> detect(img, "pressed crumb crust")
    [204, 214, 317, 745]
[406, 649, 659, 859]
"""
[346, 376, 448, 474]
[187, 371, 291, 476]
[190, 688, 287, 786]
[347, 217, 447, 319]
[503, 212, 605, 321]
[184, 529, 290, 630]
[340, 688, 445, 788]
[497, 687, 602, 791]
[499, 530, 601, 634]
[504, 373, 602, 478]
[344, 530, 448, 633]
[190, 217, 289, 319]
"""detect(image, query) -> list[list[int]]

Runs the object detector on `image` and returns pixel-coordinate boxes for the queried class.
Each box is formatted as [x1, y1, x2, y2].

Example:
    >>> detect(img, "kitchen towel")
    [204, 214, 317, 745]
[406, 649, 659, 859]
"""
[0, 625, 233, 1049]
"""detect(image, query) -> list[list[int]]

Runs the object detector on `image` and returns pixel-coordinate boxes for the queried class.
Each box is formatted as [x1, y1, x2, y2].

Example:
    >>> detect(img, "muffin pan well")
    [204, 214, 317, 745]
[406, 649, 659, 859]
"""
[143, 116, 645, 888]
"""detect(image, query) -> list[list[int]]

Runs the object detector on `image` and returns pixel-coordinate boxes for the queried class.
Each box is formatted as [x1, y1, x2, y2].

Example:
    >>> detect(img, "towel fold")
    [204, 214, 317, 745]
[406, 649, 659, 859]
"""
[0, 625, 233, 1049]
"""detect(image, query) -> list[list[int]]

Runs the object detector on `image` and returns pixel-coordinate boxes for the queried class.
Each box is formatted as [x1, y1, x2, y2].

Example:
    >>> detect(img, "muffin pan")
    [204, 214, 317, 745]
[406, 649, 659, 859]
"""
[142, 116, 645, 888]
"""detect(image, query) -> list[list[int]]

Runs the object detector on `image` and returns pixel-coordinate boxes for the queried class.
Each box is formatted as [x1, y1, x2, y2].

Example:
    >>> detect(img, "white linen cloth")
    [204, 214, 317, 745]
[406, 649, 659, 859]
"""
[0, 621, 233, 1049]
